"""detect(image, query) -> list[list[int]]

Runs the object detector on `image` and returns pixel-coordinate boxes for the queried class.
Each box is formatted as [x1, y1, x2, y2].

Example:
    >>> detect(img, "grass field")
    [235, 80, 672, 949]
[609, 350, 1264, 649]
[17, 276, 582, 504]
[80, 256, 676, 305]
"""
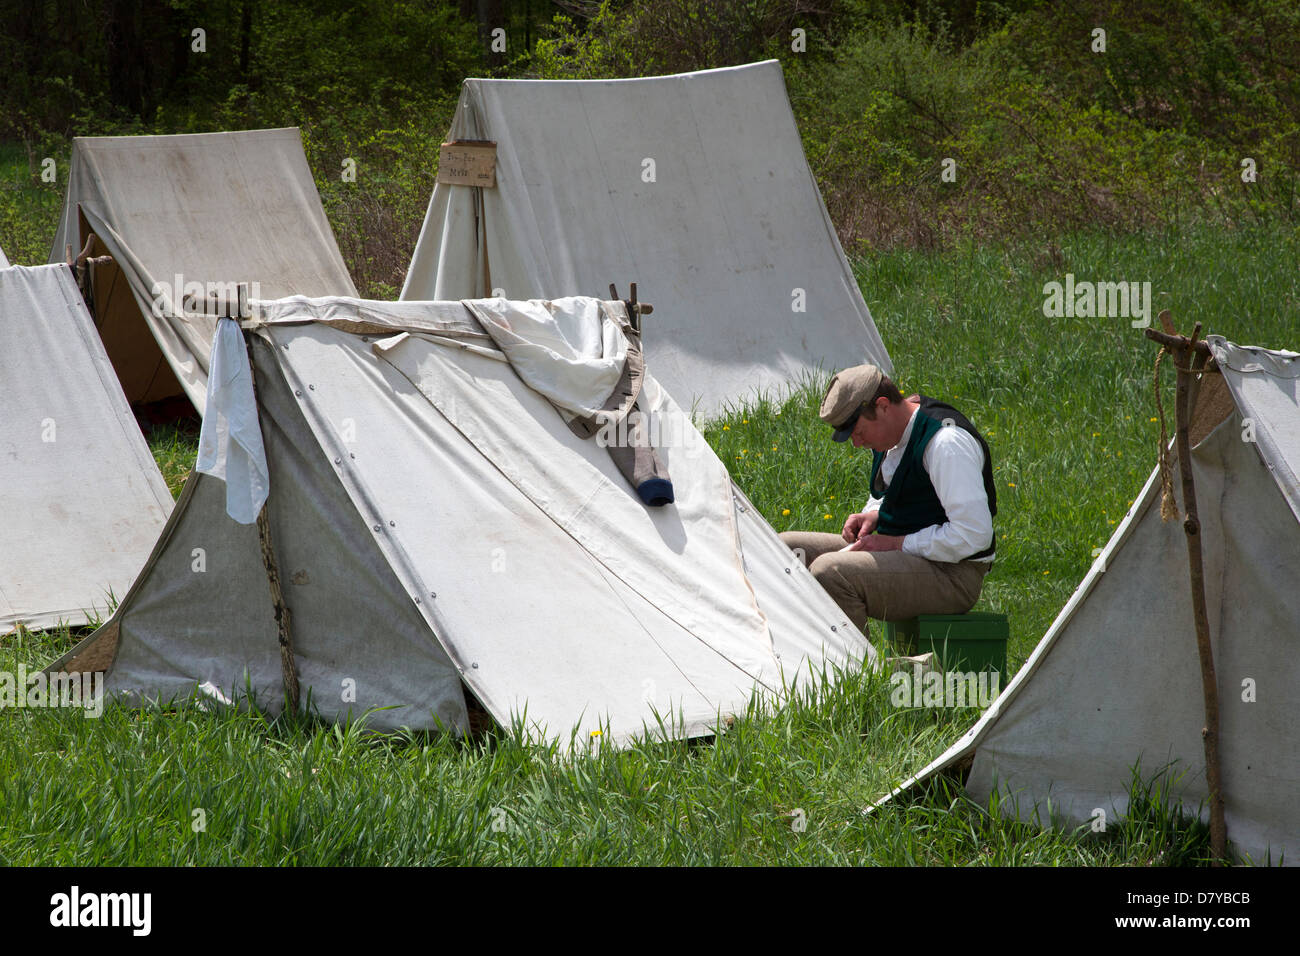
[2, 220, 1294, 865]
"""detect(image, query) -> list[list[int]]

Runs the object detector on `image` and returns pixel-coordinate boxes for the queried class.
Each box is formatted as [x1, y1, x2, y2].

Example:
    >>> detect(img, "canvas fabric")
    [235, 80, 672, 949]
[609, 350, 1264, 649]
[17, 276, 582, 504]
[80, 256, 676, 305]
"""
[49, 128, 357, 413]
[400, 61, 891, 417]
[0, 263, 173, 630]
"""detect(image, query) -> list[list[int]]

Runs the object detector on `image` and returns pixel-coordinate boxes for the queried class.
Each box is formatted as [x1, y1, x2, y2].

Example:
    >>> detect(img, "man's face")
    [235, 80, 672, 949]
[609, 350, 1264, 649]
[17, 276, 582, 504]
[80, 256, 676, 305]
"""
[850, 399, 896, 451]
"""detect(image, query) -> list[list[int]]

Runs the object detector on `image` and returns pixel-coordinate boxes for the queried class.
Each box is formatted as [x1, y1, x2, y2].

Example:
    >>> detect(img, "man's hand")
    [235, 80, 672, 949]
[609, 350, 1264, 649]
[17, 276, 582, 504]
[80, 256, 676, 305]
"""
[843, 533, 904, 553]
[842, 510, 880, 543]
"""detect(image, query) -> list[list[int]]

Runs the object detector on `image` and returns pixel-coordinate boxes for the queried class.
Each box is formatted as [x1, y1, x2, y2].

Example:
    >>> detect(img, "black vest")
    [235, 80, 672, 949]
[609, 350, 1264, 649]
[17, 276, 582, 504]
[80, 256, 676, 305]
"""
[869, 397, 997, 560]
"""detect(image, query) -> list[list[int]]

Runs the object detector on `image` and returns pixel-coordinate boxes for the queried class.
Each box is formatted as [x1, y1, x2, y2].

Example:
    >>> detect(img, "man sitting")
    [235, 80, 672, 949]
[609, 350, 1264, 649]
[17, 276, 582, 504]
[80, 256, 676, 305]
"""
[780, 364, 997, 630]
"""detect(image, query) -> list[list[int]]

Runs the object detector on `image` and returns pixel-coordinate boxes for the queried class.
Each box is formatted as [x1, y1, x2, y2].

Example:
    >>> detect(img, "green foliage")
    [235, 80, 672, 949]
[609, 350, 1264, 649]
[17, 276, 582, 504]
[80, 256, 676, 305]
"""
[304, 107, 458, 297]
[0, 145, 63, 265]
[791, 16, 1286, 252]
[5, 0, 1299, 270]
[531, 0, 825, 78]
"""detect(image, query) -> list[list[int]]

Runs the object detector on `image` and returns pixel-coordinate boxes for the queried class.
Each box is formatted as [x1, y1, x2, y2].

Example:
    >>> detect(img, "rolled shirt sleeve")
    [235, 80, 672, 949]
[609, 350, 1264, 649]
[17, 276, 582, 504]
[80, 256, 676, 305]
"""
[900, 426, 994, 562]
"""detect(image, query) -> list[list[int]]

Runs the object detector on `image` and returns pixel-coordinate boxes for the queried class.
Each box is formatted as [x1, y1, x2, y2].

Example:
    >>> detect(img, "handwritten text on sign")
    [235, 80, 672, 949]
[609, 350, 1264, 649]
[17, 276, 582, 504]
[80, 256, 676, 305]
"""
[437, 141, 497, 187]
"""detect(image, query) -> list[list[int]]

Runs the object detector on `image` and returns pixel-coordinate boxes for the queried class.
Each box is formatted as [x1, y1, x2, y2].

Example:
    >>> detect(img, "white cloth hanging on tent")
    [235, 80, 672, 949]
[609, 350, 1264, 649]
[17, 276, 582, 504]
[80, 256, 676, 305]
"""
[463, 296, 629, 418]
[197, 318, 268, 523]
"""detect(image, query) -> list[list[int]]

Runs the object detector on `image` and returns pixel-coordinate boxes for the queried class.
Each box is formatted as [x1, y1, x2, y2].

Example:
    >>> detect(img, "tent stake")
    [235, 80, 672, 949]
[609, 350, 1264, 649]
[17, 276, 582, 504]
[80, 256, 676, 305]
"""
[241, 323, 302, 715]
[1147, 317, 1228, 864]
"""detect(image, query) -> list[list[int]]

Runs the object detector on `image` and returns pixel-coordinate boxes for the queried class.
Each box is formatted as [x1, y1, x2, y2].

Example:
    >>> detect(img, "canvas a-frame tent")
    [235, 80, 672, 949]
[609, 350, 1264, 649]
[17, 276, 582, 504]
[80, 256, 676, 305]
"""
[50, 294, 872, 741]
[0, 245, 9, 268]
[401, 60, 891, 418]
[49, 128, 357, 415]
[2, 263, 173, 630]
[883, 337, 1300, 865]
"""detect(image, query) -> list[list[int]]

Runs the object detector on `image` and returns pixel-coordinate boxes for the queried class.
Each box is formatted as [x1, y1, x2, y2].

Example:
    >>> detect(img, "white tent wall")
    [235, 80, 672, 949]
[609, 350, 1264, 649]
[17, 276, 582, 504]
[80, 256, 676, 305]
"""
[49, 128, 357, 414]
[402, 61, 891, 417]
[267, 311, 868, 743]
[0, 246, 9, 267]
[54, 334, 470, 731]
[884, 339, 1300, 865]
[1, 264, 173, 630]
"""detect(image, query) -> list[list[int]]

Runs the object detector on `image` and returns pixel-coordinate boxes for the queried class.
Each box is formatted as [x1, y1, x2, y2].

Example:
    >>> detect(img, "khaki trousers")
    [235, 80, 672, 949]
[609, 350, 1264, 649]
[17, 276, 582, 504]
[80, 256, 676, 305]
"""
[779, 531, 990, 631]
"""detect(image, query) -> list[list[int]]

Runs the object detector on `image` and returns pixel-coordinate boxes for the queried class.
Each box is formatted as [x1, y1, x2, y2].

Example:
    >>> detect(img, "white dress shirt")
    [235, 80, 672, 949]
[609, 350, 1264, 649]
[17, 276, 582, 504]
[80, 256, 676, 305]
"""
[865, 407, 994, 563]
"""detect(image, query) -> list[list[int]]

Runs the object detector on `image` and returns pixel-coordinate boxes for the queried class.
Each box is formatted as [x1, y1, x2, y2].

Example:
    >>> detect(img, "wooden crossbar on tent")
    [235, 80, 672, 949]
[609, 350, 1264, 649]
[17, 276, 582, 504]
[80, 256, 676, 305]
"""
[608, 283, 653, 335]
[1145, 312, 1227, 865]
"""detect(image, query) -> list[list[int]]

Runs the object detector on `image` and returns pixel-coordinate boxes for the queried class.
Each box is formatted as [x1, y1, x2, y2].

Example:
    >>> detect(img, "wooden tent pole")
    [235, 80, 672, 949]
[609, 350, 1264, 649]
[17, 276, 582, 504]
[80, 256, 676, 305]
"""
[1147, 318, 1227, 864]
[236, 298, 302, 715]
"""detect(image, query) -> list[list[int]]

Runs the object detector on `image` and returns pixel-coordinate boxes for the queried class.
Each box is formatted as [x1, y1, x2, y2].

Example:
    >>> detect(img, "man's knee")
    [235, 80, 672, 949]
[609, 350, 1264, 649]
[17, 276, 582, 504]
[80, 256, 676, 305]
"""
[807, 553, 836, 581]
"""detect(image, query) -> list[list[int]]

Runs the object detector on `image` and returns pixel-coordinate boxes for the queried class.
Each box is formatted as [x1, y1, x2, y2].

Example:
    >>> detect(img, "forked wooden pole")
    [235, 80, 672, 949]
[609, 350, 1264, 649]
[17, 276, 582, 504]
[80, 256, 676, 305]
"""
[1145, 316, 1227, 864]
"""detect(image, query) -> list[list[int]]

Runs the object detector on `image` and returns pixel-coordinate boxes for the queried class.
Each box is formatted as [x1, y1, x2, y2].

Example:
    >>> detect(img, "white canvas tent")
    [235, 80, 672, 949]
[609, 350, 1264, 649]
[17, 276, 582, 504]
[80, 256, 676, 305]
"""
[401, 60, 890, 417]
[50, 294, 871, 740]
[49, 128, 357, 414]
[0, 245, 9, 267]
[885, 337, 1300, 865]
[2, 263, 173, 630]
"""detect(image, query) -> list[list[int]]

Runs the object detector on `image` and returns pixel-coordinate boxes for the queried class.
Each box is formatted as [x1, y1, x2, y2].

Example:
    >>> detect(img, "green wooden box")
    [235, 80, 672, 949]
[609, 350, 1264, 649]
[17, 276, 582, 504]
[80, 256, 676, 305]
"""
[884, 612, 1008, 674]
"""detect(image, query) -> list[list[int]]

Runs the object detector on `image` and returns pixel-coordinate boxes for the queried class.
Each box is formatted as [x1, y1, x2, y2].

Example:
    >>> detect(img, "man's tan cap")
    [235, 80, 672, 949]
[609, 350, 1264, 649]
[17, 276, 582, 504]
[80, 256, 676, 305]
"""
[820, 364, 883, 441]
